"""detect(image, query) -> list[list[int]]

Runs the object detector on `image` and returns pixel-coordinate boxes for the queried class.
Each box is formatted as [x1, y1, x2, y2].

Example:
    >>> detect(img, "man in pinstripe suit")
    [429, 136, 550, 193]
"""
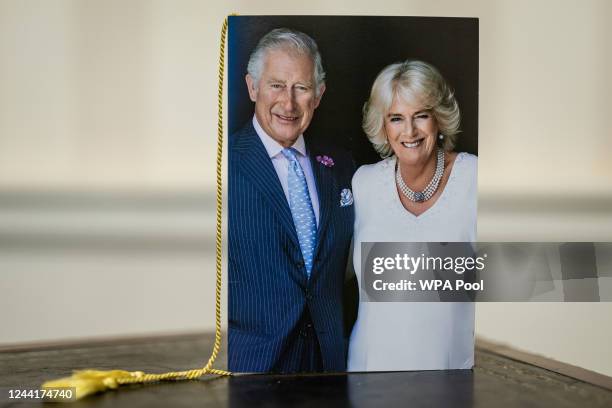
[228, 28, 355, 373]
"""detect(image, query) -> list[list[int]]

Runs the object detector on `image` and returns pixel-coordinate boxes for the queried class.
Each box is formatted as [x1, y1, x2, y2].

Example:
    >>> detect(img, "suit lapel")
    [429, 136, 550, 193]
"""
[308, 145, 336, 282]
[234, 123, 299, 248]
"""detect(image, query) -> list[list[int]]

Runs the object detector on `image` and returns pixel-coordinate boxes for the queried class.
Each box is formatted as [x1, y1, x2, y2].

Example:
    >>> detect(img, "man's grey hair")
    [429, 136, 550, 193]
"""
[247, 28, 326, 96]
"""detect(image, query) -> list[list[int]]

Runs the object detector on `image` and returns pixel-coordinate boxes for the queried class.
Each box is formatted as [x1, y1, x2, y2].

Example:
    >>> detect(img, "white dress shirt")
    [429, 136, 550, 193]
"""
[253, 116, 320, 225]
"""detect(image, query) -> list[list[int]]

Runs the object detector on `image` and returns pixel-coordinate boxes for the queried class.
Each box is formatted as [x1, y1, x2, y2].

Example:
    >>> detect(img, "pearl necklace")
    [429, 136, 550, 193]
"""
[395, 148, 445, 202]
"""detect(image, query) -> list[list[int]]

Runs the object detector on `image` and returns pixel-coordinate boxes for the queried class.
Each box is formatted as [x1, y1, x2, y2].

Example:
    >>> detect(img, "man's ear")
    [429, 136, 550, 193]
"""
[245, 74, 258, 102]
[313, 83, 326, 109]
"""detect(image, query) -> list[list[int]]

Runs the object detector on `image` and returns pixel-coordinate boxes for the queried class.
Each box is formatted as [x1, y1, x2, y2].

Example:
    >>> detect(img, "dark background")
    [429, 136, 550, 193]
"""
[228, 16, 478, 166]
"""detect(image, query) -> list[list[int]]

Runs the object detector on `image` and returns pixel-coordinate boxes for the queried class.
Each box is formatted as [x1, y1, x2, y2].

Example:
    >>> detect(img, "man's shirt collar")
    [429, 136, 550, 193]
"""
[253, 115, 307, 158]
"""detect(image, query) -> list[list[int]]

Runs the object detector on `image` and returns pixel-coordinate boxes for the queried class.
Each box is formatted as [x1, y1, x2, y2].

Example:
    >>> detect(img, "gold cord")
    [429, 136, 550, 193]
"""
[41, 15, 233, 400]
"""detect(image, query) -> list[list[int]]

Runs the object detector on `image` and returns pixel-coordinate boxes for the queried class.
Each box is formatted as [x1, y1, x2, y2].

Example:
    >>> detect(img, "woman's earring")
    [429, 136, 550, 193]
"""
[438, 133, 444, 140]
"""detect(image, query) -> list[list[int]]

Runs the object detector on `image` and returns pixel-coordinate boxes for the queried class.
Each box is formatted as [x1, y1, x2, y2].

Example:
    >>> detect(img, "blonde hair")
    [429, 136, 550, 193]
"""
[362, 60, 460, 158]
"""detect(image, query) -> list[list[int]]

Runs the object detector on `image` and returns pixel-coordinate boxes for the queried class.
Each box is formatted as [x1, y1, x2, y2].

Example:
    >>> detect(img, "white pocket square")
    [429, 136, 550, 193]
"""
[340, 188, 353, 207]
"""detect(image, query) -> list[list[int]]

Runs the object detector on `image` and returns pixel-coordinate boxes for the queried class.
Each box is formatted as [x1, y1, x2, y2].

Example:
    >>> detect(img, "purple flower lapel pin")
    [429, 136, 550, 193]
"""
[316, 155, 335, 168]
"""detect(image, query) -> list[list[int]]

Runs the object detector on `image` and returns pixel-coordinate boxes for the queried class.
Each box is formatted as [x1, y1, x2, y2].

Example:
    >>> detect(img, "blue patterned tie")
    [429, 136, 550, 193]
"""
[282, 148, 317, 278]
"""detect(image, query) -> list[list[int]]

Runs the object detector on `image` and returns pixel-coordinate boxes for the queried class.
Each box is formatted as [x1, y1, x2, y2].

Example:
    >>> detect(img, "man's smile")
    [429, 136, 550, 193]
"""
[273, 113, 300, 123]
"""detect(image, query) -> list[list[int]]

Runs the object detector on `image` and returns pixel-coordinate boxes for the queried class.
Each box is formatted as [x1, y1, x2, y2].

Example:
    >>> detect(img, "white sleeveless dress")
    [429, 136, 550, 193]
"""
[347, 153, 477, 372]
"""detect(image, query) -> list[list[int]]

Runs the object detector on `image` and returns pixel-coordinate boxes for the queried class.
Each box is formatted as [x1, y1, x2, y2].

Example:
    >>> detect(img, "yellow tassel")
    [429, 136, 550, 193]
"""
[42, 369, 143, 400]
[39, 15, 234, 402]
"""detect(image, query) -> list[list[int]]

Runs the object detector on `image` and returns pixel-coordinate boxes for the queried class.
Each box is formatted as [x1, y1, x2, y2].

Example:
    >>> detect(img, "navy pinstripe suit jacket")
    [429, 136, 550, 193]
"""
[228, 121, 355, 373]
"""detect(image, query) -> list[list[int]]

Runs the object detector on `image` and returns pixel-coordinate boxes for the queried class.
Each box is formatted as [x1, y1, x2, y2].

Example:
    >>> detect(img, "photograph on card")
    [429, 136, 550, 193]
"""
[227, 15, 478, 373]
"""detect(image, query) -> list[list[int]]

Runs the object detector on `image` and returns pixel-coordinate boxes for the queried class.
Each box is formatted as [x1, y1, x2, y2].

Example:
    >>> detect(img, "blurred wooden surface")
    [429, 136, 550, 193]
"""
[1, 332, 611, 407]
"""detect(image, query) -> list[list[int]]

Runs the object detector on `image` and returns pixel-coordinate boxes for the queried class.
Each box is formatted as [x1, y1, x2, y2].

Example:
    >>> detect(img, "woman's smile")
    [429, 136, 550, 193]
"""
[400, 138, 425, 148]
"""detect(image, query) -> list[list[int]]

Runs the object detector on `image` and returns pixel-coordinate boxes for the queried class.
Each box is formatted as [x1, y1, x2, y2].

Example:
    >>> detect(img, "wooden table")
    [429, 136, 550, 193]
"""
[1, 333, 611, 407]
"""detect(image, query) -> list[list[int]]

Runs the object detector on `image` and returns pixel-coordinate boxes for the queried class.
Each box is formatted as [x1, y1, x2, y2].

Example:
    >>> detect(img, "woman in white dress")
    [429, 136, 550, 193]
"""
[347, 60, 477, 371]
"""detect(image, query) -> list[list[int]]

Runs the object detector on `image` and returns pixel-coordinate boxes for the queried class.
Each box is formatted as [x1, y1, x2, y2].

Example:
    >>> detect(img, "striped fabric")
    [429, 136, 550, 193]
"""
[228, 121, 355, 373]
